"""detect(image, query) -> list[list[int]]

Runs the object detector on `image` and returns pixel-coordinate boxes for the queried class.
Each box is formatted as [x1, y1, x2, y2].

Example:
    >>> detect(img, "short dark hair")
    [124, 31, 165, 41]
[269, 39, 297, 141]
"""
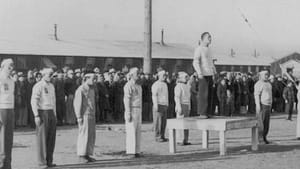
[201, 32, 210, 40]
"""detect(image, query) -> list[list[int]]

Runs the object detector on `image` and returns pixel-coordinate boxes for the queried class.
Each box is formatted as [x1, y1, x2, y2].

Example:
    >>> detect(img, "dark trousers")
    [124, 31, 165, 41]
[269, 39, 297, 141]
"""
[153, 105, 168, 140]
[36, 110, 56, 166]
[285, 102, 294, 119]
[56, 98, 66, 125]
[257, 104, 271, 140]
[0, 109, 14, 169]
[142, 102, 152, 121]
[197, 76, 213, 116]
[27, 103, 35, 128]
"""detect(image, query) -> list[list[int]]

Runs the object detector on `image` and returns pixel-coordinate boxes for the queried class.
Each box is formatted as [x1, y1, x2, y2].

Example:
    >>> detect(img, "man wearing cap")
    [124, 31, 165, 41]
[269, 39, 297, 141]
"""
[74, 72, 97, 163]
[152, 70, 169, 142]
[174, 72, 191, 145]
[283, 80, 295, 121]
[74, 69, 82, 88]
[53, 70, 66, 126]
[15, 72, 28, 127]
[123, 67, 142, 157]
[254, 70, 272, 144]
[64, 69, 77, 125]
[31, 68, 57, 168]
[0, 59, 15, 169]
[192, 32, 217, 118]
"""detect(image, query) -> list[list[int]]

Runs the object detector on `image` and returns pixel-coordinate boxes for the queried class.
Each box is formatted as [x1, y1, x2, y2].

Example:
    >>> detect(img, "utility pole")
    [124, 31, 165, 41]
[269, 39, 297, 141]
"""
[54, 24, 58, 40]
[143, 0, 152, 74]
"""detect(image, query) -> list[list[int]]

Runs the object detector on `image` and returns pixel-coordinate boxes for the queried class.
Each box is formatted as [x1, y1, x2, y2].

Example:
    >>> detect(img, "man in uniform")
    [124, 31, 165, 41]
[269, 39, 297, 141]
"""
[123, 67, 142, 158]
[0, 59, 15, 169]
[254, 70, 272, 144]
[31, 68, 57, 168]
[73, 72, 97, 163]
[174, 72, 191, 145]
[152, 70, 169, 142]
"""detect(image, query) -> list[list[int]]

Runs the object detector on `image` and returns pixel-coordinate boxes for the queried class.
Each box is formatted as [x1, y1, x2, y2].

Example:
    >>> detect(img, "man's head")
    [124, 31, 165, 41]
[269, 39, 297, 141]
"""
[1, 58, 14, 75]
[97, 74, 104, 83]
[74, 69, 81, 78]
[145, 73, 151, 80]
[220, 78, 226, 86]
[67, 69, 74, 79]
[287, 80, 293, 87]
[157, 70, 167, 82]
[83, 72, 96, 86]
[27, 70, 34, 79]
[41, 68, 54, 82]
[259, 70, 269, 82]
[201, 32, 212, 46]
[177, 72, 189, 83]
[35, 72, 42, 82]
[127, 67, 140, 82]
[269, 75, 275, 83]
[56, 70, 64, 80]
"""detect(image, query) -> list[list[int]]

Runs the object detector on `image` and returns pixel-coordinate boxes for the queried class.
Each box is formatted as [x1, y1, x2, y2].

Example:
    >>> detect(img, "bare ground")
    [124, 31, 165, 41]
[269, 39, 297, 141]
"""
[12, 114, 300, 169]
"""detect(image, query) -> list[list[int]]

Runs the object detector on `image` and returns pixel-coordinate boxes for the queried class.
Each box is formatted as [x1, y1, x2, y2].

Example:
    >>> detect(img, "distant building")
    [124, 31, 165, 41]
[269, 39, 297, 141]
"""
[0, 38, 272, 74]
[270, 52, 300, 75]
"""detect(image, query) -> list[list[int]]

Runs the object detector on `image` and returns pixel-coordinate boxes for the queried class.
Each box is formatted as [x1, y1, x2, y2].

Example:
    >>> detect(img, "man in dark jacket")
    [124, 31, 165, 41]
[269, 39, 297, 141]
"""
[283, 80, 295, 121]
[53, 70, 66, 126]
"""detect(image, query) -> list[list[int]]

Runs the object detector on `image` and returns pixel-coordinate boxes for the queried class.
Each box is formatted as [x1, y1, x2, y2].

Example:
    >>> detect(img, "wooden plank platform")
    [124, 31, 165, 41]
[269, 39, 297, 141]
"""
[167, 117, 259, 155]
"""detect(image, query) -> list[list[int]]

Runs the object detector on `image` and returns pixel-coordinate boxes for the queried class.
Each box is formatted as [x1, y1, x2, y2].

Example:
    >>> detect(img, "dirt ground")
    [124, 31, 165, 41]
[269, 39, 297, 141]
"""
[11, 113, 300, 169]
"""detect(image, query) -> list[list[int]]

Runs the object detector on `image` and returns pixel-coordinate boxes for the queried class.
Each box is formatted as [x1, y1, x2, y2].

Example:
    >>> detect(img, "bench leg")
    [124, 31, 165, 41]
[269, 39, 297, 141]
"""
[202, 130, 209, 149]
[219, 130, 227, 156]
[169, 129, 176, 153]
[251, 126, 258, 151]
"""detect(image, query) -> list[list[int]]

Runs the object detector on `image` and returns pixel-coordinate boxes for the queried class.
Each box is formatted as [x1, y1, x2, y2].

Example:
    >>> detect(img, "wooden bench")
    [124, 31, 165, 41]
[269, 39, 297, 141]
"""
[167, 117, 259, 155]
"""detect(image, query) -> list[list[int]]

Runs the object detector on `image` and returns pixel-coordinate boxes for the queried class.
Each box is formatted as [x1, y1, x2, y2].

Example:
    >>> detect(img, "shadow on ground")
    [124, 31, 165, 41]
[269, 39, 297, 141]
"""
[57, 143, 300, 168]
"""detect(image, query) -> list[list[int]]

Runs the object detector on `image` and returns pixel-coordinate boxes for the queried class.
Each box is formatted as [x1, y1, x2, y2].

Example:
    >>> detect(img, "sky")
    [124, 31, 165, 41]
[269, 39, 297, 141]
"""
[0, 0, 300, 58]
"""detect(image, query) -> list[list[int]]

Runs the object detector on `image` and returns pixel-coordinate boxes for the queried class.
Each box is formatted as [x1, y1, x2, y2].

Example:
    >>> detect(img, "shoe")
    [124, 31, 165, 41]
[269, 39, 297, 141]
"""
[47, 163, 57, 167]
[134, 153, 142, 158]
[263, 139, 270, 144]
[86, 156, 96, 162]
[183, 142, 191, 145]
[78, 156, 89, 163]
[156, 138, 168, 142]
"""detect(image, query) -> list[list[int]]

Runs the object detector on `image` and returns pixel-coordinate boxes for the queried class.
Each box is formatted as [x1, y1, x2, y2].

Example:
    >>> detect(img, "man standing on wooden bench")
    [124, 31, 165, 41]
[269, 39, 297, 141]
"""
[174, 72, 191, 146]
[193, 32, 217, 118]
[254, 70, 272, 144]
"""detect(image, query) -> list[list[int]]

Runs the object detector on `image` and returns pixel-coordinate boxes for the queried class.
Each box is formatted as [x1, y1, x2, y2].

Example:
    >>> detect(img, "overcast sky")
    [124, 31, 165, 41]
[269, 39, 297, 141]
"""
[0, 0, 299, 58]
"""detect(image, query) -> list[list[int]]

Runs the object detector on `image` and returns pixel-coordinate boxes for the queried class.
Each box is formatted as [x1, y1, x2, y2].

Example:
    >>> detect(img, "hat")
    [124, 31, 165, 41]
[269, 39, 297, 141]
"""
[109, 68, 116, 73]
[247, 72, 253, 76]
[41, 68, 54, 75]
[17, 72, 24, 77]
[75, 69, 81, 73]
[94, 67, 100, 73]
[177, 72, 188, 80]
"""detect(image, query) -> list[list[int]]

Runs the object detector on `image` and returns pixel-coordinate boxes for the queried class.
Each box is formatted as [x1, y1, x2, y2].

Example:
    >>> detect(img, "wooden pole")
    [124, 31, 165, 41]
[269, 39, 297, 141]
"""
[143, 0, 152, 74]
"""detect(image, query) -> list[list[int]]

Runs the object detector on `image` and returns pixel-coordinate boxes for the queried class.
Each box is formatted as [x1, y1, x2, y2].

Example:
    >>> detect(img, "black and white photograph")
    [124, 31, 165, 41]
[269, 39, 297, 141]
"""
[0, 0, 300, 168]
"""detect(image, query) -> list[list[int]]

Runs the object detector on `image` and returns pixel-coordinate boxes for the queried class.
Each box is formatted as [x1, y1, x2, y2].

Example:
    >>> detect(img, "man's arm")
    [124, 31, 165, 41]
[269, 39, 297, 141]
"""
[151, 83, 158, 110]
[31, 84, 41, 117]
[123, 84, 132, 122]
[174, 85, 182, 115]
[254, 83, 262, 113]
[193, 47, 203, 77]
[73, 88, 82, 119]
